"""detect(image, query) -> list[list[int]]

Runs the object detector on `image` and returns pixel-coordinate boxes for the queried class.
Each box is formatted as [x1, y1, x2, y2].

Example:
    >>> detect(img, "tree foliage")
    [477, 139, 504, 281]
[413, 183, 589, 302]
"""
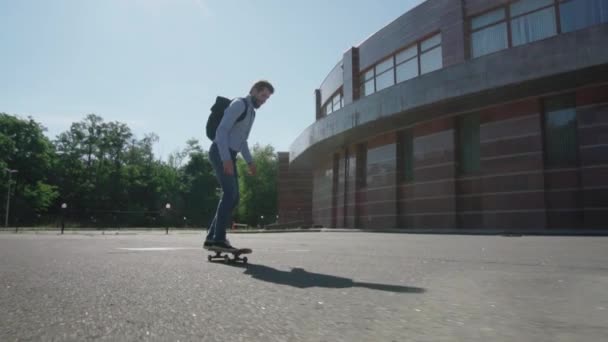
[236, 144, 278, 227]
[1, 113, 58, 224]
[0, 113, 278, 228]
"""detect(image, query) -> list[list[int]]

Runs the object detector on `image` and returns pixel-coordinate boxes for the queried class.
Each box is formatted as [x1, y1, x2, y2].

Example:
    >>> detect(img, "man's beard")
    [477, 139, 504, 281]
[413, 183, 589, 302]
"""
[252, 97, 261, 108]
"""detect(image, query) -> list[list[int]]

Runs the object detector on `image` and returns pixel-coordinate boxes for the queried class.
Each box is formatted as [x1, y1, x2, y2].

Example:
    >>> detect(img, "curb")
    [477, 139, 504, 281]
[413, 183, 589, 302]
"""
[1, 227, 607, 236]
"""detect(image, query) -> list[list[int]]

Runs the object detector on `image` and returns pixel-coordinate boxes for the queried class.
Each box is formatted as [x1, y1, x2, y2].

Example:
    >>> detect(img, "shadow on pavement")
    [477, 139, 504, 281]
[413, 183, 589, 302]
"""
[224, 263, 425, 293]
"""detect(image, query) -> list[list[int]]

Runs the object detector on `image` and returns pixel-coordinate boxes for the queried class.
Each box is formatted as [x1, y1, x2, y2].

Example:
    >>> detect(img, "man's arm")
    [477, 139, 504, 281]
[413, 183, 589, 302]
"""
[241, 141, 257, 176]
[240, 140, 253, 165]
[215, 99, 246, 162]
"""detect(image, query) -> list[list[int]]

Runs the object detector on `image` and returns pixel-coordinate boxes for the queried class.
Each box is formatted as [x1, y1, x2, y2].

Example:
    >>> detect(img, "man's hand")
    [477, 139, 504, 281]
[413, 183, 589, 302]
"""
[223, 160, 234, 176]
[248, 162, 257, 176]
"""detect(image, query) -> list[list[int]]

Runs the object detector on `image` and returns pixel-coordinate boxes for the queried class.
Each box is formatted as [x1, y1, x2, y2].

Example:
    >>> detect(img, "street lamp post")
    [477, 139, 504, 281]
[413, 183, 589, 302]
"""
[165, 203, 171, 234]
[61, 203, 67, 234]
[4, 169, 18, 228]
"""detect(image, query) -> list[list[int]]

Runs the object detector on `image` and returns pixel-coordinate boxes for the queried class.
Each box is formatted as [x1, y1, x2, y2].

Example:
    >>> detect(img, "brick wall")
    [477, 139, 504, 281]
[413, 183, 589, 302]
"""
[405, 118, 456, 229]
[359, 133, 398, 229]
[276, 152, 312, 226]
[312, 157, 333, 228]
[577, 85, 608, 229]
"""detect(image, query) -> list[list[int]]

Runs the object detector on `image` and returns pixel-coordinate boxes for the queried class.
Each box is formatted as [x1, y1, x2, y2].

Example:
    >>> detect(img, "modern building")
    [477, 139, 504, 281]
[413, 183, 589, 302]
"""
[278, 0, 608, 232]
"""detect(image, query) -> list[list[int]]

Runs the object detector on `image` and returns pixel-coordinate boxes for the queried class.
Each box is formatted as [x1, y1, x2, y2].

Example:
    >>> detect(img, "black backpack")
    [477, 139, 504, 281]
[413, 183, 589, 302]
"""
[206, 96, 248, 140]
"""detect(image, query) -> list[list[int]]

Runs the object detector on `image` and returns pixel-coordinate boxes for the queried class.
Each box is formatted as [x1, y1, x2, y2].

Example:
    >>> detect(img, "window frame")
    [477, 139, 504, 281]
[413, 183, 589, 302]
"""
[457, 113, 481, 176]
[358, 32, 442, 98]
[469, 5, 512, 58]
[397, 129, 415, 183]
[322, 88, 343, 116]
[509, 2, 558, 47]
[542, 93, 580, 168]
[469, 0, 566, 59]
[558, 0, 608, 33]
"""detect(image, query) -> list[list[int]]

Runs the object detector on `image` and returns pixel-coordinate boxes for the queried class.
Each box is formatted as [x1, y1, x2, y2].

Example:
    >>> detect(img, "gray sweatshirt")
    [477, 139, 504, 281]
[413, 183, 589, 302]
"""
[214, 95, 255, 163]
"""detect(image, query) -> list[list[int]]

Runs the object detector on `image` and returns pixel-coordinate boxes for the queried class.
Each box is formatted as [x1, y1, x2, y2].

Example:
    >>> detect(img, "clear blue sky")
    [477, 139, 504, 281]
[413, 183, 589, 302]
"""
[1, 0, 425, 160]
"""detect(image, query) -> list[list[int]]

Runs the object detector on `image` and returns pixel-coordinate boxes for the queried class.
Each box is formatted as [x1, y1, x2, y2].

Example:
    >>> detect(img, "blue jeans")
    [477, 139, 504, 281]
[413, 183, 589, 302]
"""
[206, 143, 239, 242]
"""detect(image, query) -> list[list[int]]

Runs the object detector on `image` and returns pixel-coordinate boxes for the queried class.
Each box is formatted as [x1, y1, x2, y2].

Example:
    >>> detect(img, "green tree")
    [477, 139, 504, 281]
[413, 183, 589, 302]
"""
[53, 115, 156, 226]
[3, 111, 280, 229]
[236, 144, 278, 226]
[53, 114, 103, 214]
[0, 113, 58, 225]
[180, 146, 218, 227]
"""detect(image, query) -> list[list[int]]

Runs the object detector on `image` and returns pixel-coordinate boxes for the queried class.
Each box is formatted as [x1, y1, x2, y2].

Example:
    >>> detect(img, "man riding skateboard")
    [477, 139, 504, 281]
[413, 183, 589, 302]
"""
[204, 80, 274, 251]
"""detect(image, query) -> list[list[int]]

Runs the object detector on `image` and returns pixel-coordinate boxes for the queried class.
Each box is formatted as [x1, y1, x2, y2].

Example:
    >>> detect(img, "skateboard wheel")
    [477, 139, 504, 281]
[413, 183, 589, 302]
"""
[223, 255, 230, 263]
[243, 257, 248, 264]
[207, 255, 212, 262]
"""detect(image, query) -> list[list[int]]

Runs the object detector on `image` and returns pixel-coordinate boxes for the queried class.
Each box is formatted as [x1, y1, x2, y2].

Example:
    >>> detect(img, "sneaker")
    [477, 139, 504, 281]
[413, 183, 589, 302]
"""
[213, 239, 237, 251]
[203, 240, 215, 249]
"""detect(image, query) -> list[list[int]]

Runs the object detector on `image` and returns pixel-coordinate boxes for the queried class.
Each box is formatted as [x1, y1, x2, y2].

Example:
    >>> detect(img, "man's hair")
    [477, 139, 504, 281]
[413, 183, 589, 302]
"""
[251, 80, 275, 94]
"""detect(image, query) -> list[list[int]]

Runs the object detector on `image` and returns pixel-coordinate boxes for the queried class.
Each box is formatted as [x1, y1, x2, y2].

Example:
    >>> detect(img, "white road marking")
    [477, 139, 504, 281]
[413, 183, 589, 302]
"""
[117, 247, 198, 251]
[116, 247, 310, 253]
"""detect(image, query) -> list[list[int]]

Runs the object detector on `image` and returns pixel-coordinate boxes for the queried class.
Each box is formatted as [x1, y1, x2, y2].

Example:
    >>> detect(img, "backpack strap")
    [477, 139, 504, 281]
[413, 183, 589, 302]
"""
[236, 97, 249, 122]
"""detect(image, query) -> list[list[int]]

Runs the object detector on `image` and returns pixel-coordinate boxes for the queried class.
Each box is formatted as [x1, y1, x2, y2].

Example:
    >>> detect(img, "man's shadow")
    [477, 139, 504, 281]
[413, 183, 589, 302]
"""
[223, 263, 425, 294]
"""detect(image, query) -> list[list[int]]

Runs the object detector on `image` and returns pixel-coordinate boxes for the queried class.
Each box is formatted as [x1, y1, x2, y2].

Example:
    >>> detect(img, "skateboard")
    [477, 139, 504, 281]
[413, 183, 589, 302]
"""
[205, 246, 252, 263]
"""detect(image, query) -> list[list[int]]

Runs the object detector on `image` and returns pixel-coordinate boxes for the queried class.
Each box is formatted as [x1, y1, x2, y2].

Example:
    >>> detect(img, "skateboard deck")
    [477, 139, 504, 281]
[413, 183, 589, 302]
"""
[205, 246, 252, 263]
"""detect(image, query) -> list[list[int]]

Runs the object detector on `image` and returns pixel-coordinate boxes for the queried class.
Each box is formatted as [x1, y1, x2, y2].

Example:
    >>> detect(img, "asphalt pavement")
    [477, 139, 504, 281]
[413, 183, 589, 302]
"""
[1, 231, 607, 341]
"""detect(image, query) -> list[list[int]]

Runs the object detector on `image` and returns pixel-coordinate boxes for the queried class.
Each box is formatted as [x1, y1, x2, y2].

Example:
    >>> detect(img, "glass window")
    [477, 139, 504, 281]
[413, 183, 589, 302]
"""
[510, 0, 554, 17]
[471, 22, 508, 57]
[458, 113, 480, 174]
[356, 144, 367, 188]
[375, 70, 394, 91]
[396, 45, 417, 64]
[471, 8, 506, 30]
[359, 32, 444, 97]
[375, 57, 394, 74]
[396, 58, 418, 83]
[403, 130, 414, 182]
[544, 95, 578, 167]
[325, 103, 333, 115]
[511, 6, 557, 46]
[421, 33, 441, 51]
[560, 0, 608, 33]
[363, 79, 375, 96]
[332, 93, 341, 110]
[363, 69, 374, 81]
[420, 46, 442, 74]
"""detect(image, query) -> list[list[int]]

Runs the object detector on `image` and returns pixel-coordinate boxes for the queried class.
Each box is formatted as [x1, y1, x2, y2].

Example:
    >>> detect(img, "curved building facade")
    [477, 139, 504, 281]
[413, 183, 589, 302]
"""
[278, 0, 608, 232]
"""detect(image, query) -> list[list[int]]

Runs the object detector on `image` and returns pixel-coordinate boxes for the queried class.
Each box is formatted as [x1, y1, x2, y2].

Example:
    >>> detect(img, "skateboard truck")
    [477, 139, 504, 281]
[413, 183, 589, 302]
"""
[206, 248, 252, 264]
